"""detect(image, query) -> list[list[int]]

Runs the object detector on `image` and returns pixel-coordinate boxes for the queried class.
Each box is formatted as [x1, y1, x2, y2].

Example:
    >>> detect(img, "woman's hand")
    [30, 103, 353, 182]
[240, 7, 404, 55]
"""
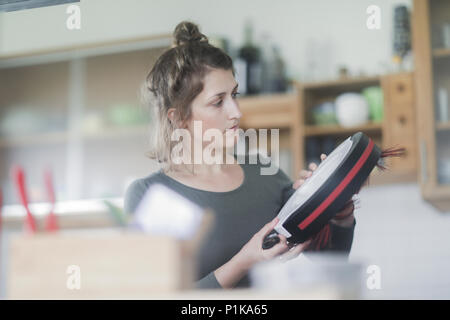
[214, 217, 310, 288]
[293, 153, 327, 189]
[292, 153, 355, 228]
[236, 217, 289, 270]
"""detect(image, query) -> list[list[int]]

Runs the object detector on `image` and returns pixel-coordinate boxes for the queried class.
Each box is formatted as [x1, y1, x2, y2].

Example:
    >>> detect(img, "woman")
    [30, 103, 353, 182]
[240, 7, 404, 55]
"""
[124, 21, 355, 289]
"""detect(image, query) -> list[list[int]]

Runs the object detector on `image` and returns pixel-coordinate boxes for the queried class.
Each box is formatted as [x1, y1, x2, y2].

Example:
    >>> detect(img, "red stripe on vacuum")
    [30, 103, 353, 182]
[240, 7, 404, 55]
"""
[298, 139, 374, 230]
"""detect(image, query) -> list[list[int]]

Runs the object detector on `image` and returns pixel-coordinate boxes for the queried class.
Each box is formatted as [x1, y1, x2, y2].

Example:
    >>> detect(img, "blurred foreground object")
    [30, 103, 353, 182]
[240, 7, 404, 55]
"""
[12, 166, 59, 234]
[250, 253, 363, 299]
[4, 184, 212, 299]
[131, 184, 209, 240]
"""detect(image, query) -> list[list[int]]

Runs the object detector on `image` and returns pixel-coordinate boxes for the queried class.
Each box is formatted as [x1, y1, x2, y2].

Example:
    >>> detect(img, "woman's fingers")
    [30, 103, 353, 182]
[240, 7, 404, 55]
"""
[293, 170, 311, 189]
[258, 217, 279, 239]
[292, 179, 304, 189]
[294, 154, 328, 189]
[335, 199, 355, 218]
[279, 240, 311, 262]
[298, 169, 312, 179]
[331, 199, 355, 227]
[266, 234, 289, 255]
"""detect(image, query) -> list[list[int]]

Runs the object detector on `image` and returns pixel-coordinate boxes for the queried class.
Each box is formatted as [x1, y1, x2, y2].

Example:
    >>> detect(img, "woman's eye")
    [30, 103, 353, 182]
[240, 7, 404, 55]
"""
[212, 92, 239, 106]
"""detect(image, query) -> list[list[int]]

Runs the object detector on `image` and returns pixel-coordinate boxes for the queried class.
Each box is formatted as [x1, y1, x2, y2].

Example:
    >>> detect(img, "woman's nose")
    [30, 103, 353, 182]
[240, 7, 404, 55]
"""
[227, 99, 242, 120]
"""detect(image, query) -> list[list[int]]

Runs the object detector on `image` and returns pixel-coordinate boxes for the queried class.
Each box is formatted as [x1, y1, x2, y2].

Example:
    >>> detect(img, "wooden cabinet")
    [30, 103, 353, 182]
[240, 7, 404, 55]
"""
[412, 0, 450, 211]
[295, 73, 417, 184]
[382, 73, 417, 174]
[238, 72, 418, 183]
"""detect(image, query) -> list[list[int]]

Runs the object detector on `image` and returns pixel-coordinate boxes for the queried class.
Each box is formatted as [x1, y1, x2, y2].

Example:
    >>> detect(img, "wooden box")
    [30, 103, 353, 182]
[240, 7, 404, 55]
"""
[4, 230, 203, 299]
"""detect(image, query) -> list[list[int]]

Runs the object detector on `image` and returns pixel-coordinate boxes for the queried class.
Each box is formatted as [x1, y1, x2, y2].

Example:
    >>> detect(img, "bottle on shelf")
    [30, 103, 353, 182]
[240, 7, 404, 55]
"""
[260, 33, 287, 93]
[235, 20, 262, 95]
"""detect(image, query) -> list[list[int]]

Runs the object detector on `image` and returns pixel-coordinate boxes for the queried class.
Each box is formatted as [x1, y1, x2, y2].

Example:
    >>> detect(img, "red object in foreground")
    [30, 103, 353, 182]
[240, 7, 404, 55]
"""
[44, 169, 59, 232]
[12, 166, 60, 234]
[13, 166, 37, 234]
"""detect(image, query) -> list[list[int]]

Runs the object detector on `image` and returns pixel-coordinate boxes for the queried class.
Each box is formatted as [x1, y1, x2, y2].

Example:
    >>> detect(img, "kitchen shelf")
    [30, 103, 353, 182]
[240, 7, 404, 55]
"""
[238, 93, 296, 129]
[296, 72, 417, 180]
[0, 125, 151, 148]
[0, 131, 69, 148]
[304, 122, 382, 137]
[436, 122, 450, 131]
[412, 0, 450, 211]
[83, 125, 150, 140]
[1, 197, 123, 230]
[300, 76, 380, 90]
[433, 48, 450, 59]
[0, 36, 170, 204]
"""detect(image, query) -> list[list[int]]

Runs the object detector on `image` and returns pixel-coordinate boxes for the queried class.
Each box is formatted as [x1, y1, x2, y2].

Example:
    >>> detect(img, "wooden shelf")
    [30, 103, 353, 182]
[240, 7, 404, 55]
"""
[412, 0, 450, 212]
[83, 125, 149, 140]
[304, 122, 383, 137]
[0, 126, 149, 148]
[238, 93, 296, 129]
[436, 122, 450, 131]
[0, 131, 68, 148]
[297, 72, 417, 181]
[433, 48, 450, 59]
[297, 76, 380, 90]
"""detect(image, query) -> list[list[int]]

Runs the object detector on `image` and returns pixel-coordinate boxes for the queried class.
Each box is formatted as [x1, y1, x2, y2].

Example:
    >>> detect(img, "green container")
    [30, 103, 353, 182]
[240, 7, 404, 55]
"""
[109, 103, 146, 127]
[362, 86, 384, 122]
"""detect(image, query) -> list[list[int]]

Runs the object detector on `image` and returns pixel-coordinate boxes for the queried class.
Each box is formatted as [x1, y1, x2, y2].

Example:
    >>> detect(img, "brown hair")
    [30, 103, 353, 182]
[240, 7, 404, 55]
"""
[142, 21, 234, 172]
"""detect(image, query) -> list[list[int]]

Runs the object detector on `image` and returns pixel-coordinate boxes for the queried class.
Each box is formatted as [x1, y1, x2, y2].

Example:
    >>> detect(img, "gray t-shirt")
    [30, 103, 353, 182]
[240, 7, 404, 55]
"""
[124, 155, 356, 289]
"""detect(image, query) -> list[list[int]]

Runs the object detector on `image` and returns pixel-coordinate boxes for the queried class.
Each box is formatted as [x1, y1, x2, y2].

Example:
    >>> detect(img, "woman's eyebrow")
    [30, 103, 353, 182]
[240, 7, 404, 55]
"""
[208, 83, 239, 100]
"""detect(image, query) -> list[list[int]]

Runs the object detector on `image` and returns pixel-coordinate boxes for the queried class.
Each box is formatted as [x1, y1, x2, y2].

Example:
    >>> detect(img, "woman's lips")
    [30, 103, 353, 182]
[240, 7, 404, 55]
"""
[225, 125, 239, 133]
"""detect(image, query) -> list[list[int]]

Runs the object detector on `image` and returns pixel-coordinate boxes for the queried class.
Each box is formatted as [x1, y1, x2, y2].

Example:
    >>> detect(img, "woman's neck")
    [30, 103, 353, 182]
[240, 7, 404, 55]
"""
[165, 149, 237, 177]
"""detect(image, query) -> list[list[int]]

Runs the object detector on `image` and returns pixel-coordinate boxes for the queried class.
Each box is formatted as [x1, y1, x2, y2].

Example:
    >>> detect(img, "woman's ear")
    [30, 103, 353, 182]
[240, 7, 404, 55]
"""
[167, 108, 187, 129]
[167, 108, 177, 126]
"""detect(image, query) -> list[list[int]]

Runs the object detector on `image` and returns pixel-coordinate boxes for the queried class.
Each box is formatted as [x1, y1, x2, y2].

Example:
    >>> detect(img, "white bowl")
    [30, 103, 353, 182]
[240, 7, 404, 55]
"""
[335, 93, 369, 127]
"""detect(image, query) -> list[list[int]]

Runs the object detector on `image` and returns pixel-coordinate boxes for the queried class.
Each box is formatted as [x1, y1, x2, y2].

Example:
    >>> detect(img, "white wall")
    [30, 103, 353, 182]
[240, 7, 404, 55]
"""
[0, 0, 411, 81]
[352, 183, 450, 299]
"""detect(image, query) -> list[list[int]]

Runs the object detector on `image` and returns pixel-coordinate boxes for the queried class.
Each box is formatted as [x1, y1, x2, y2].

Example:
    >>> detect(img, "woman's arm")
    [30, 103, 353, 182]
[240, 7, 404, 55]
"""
[213, 218, 288, 289]
[213, 218, 310, 289]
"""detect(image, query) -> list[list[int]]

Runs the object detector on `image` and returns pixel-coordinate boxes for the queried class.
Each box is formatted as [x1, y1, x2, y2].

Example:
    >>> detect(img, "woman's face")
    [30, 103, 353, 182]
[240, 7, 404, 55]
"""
[185, 68, 242, 151]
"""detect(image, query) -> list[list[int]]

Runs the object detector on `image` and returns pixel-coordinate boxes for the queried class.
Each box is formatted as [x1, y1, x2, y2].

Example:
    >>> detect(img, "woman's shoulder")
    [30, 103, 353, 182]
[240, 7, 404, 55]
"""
[124, 170, 166, 214]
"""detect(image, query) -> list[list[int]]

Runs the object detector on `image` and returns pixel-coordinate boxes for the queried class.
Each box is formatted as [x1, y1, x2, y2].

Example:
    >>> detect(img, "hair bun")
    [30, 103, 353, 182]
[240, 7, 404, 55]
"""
[173, 21, 209, 47]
